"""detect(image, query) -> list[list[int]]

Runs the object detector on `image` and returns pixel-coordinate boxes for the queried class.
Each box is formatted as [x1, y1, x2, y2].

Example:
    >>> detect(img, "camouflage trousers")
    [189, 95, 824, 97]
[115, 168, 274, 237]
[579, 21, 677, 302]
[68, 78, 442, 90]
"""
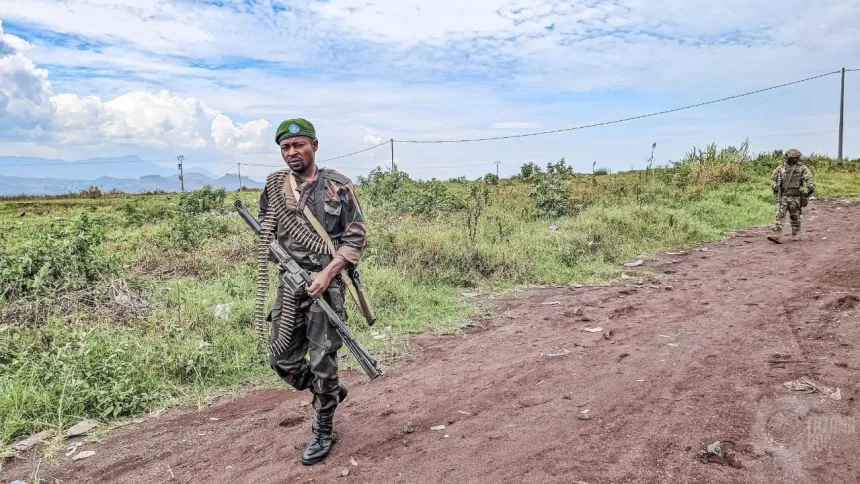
[773, 196, 802, 235]
[269, 279, 346, 412]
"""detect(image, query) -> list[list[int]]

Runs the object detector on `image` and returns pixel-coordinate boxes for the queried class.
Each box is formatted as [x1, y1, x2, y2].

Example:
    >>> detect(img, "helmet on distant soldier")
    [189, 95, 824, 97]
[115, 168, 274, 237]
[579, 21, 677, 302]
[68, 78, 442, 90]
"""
[785, 148, 802, 159]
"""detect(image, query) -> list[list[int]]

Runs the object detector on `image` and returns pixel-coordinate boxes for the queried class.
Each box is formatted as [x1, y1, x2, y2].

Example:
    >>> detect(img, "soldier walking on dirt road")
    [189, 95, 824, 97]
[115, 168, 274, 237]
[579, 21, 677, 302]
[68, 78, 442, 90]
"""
[256, 118, 368, 465]
[768, 148, 815, 243]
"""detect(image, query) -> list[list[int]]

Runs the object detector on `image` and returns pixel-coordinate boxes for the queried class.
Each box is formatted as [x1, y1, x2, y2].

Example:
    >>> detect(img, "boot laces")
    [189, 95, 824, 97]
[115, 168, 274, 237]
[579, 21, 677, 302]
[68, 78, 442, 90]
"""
[317, 413, 334, 434]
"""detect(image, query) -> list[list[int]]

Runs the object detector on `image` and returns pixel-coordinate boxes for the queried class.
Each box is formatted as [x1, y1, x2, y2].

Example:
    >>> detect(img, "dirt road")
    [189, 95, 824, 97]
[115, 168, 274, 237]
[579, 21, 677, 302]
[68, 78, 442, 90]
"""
[4, 199, 860, 484]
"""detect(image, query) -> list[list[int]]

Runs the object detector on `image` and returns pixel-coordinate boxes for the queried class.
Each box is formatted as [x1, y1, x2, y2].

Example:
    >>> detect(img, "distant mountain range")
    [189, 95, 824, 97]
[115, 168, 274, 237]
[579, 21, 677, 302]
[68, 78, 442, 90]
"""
[0, 173, 265, 196]
[1, 155, 188, 180]
[0, 156, 264, 196]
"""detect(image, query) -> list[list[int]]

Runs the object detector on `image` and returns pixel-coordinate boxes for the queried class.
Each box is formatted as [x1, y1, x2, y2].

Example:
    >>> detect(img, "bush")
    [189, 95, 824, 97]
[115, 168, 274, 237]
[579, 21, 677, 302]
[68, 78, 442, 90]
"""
[669, 139, 750, 189]
[483, 173, 500, 185]
[529, 170, 573, 218]
[80, 186, 104, 198]
[357, 169, 460, 217]
[0, 214, 117, 301]
[519, 162, 543, 181]
[546, 157, 575, 179]
[149, 186, 231, 251]
[177, 185, 227, 216]
[397, 179, 458, 216]
[157, 215, 229, 251]
[356, 168, 411, 206]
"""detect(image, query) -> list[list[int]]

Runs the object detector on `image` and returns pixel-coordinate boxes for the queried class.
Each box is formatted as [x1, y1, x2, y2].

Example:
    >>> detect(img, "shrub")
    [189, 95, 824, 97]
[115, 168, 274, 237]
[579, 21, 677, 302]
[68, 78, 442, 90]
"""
[529, 169, 573, 218]
[546, 157, 575, 178]
[356, 168, 411, 206]
[0, 214, 117, 300]
[177, 185, 227, 216]
[669, 139, 750, 189]
[519, 162, 543, 181]
[397, 179, 458, 216]
[80, 186, 104, 198]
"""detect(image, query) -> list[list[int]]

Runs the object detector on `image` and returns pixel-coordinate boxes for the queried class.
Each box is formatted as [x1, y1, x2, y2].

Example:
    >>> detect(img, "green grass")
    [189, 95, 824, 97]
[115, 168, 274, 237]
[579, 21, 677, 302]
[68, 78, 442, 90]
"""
[1, 145, 858, 452]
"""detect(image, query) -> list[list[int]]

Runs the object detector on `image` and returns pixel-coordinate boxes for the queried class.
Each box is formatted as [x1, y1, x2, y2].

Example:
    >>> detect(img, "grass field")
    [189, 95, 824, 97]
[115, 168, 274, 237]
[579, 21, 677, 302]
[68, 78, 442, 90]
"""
[2, 142, 859, 455]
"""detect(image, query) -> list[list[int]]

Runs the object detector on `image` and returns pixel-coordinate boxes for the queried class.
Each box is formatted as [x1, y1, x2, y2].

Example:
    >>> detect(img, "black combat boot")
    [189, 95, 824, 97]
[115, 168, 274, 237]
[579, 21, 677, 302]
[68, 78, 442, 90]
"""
[312, 383, 347, 433]
[302, 408, 335, 465]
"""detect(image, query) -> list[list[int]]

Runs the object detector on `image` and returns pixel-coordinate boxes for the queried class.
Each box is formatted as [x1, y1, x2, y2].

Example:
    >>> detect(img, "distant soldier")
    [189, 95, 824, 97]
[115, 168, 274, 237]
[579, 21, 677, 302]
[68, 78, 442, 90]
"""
[768, 148, 814, 243]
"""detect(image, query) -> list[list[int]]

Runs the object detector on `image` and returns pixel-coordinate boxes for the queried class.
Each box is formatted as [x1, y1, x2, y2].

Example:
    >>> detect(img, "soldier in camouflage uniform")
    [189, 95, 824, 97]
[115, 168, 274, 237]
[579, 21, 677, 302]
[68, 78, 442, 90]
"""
[767, 148, 814, 243]
[257, 118, 367, 465]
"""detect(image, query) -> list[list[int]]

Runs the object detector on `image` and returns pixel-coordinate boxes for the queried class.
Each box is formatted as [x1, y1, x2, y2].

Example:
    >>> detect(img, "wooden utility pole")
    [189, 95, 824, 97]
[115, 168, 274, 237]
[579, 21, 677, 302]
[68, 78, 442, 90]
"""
[494, 160, 501, 177]
[176, 155, 185, 192]
[390, 138, 395, 171]
[838, 67, 846, 166]
[237, 163, 243, 191]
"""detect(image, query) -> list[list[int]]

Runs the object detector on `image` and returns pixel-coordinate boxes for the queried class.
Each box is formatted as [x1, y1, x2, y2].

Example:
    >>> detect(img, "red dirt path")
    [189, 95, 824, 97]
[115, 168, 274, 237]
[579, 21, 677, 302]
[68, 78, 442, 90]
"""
[4, 199, 860, 484]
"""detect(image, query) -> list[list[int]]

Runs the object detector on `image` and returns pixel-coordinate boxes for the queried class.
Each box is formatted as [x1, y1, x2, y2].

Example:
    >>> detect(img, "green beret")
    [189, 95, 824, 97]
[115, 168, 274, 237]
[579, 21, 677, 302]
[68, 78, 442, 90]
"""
[275, 118, 316, 144]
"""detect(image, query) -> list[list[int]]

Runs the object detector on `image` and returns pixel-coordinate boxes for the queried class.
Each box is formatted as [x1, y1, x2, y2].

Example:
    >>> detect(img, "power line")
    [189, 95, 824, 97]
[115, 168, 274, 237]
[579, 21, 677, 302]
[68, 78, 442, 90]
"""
[0, 141, 390, 168]
[213, 165, 237, 177]
[317, 140, 390, 163]
[400, 162, 496, 170]
[397, 70, 843, 144]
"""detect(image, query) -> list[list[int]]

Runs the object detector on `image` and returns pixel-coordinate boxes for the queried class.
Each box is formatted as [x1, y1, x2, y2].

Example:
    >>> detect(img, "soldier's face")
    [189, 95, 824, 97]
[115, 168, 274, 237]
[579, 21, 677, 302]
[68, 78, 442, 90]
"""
[787, 157, 799, 165]
[280, 136, 318, 174]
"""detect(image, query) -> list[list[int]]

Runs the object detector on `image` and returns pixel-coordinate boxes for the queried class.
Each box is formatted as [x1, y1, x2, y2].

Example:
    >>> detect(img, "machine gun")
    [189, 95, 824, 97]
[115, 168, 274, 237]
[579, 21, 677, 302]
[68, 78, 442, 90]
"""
[234, 200, 382, 381]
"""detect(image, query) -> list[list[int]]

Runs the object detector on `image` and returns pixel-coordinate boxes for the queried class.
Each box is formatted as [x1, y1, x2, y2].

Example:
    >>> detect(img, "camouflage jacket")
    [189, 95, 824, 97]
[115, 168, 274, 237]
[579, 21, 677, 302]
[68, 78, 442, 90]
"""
[771, 162, 814, 197]
[259, 167, 367, 271]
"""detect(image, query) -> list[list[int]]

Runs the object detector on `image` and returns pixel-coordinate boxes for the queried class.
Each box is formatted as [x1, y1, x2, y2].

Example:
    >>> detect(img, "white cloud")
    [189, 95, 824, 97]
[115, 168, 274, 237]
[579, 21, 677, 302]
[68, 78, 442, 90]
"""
[49, 90, 271, 152]
[0, 19, 269, 154]
[0, 20, 54, 132]
[211, 114, 271, 152]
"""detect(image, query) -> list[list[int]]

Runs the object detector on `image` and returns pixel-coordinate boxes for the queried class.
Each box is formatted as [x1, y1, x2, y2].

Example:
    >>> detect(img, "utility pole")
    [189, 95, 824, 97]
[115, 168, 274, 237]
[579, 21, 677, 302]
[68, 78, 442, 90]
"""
[494, 160, 501, 177]
[237, 162, 243, 191]
[838, 67, 846, 166]
[176, 155, 185, 192]
[390, 138, 395, 171]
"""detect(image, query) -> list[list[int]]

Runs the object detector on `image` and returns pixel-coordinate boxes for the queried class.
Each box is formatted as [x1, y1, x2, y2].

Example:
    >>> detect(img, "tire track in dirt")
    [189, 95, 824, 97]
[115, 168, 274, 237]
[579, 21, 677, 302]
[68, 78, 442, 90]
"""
[3, 199, 859, 484]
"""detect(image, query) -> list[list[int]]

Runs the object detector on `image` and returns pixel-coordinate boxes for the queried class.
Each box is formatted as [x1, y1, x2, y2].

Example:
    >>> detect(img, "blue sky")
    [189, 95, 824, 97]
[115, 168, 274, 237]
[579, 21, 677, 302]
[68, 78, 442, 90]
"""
[1, 0, 859, 181]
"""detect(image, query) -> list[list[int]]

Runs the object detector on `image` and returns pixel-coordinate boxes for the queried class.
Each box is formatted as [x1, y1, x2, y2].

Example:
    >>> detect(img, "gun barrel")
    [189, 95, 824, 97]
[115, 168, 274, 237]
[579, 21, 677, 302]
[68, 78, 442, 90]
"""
[314, 296, 382, 380]
[234, 200, 262, 235]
